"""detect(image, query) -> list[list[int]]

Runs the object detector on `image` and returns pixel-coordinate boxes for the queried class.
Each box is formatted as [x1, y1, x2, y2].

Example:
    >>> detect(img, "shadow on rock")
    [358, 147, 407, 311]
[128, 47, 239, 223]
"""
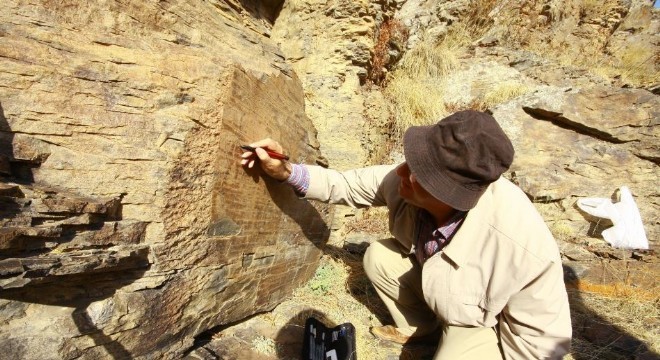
[0, 102, 13, 170]
[0, 101, 39, 184]
[0, 101, 23, 223]
[241, 165, 331, 250]
[0, 267, 149, 359]
[276, 309, 338, 360]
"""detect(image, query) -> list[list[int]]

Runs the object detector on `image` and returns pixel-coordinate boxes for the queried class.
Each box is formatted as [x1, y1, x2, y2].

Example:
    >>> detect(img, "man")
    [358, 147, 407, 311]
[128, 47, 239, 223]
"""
[241, 110, 572, 359]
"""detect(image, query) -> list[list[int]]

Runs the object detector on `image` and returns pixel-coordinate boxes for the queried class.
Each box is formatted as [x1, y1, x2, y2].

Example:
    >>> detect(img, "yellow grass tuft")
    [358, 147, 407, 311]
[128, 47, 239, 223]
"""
[383, 0, 521, 138]
[385, 73, 447, 138]
[480, 81, 532, 108]
[617, 43, 660, 86]
[395, 35, 462, 80]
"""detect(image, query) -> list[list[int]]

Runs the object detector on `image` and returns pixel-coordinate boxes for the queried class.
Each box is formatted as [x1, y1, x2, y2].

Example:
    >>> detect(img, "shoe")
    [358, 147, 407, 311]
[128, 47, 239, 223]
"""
[369, 325, 439, 345]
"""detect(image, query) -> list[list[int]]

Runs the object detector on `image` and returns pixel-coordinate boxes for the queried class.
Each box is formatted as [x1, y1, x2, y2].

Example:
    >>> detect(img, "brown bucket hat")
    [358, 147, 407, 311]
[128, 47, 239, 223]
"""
[403, 110, 514, 211]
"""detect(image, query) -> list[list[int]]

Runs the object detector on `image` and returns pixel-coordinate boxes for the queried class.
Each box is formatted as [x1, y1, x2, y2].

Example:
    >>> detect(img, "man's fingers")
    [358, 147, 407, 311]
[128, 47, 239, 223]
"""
[249, 138, 283, 153]
[254, 147, 272, 161]
[239, 140, 286, 180]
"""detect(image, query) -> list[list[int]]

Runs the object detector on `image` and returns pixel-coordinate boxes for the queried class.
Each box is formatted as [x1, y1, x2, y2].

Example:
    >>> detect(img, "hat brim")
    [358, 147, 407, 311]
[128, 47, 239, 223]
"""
[403, 125, 485, 211]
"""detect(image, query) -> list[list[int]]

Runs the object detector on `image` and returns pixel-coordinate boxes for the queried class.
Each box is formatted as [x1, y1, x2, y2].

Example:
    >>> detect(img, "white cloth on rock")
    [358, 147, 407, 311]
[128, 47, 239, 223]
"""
[577, 186, 648, 250]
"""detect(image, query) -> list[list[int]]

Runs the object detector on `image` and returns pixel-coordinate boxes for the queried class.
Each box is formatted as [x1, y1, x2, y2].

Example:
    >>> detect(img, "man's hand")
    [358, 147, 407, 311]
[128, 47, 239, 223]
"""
[240, 138, 292, 181]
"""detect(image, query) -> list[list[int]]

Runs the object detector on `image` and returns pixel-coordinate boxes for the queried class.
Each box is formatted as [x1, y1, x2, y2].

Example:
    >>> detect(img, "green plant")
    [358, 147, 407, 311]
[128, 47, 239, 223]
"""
[307, 262, 339, 295]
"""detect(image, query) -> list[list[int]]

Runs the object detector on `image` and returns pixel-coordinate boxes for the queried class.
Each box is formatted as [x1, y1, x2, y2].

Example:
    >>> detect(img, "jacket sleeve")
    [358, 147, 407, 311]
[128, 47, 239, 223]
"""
[498, 260, 572, 360]
[304, 164, 399, 208]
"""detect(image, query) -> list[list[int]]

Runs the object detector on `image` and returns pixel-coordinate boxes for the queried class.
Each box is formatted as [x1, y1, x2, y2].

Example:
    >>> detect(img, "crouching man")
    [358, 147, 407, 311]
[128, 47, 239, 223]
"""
[241, 110, 572, 359]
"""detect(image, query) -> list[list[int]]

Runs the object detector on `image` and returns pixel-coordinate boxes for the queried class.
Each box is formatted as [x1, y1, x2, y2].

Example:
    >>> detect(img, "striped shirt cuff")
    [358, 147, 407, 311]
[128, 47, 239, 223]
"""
[286, 163, 310, 196]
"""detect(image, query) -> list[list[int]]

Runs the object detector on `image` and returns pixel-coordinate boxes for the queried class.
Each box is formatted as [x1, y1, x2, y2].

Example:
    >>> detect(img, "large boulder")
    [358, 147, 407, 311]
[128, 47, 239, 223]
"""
[0, 1, 331, 358]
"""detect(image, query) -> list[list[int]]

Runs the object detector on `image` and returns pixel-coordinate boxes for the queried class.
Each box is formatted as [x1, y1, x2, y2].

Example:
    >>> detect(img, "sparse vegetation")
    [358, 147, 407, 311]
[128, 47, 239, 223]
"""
[579, 0, 619, 20]
[294, 250, 394, 360]
[344, 207, 390, 235]
[368, 1, 659, 357]
[383, 19, 486, 138]
[252, 335, 281, 356]
[480, 81, 532, 108]
[508, 0, 658, 87]
[385, 73, 447, 138]
[290, 249, 660, 360]
[611, 43, 659, 86]
[306, 261, 340, 295]
[565, 286, 660, 359]
[382, 0, 538, 139]
[383, 0, 658, 145]
[370, 19, 409, 85]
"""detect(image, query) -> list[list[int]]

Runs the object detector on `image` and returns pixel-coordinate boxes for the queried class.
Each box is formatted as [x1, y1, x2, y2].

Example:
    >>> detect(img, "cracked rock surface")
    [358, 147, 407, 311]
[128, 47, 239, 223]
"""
[1, 0, 331, 358]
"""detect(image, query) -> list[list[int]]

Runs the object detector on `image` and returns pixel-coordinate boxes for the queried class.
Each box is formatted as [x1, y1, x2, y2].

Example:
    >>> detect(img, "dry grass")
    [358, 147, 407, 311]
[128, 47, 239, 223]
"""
[395, 33, 463, 80]
[552, 40, 660, 88]
[611, 43, 659, 87]
[384, 24, 473, 136]
[566, 284, 660, 359]
[292, 251, 659, 360]
[344, 207, 390, 235]
[507, 0, 658, 88]
[292, 249, 392, 360]
[579, 0, 619, 20]
[480, 81, 532, 108]
[383, 0, 533, 138]
[443, 80, 533, 115]
[350, 1, 660, 356]
[385, 73, 447, 138]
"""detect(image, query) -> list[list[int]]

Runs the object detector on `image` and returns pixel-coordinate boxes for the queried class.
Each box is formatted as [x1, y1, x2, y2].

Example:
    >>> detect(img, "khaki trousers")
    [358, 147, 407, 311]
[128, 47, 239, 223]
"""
[363, 238, 503, 360]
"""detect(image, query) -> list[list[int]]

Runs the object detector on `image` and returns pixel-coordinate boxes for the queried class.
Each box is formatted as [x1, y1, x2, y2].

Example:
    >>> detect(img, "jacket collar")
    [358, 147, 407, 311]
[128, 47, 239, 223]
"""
[441, 179, 496, 268]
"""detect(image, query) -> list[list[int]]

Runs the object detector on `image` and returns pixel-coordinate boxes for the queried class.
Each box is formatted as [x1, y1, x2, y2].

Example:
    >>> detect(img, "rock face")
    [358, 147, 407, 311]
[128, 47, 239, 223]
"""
[0, 1, 330, 358]
[1, 0, 658, 358]
[271, 0, 402, 243]
[492, 86, 659, 243]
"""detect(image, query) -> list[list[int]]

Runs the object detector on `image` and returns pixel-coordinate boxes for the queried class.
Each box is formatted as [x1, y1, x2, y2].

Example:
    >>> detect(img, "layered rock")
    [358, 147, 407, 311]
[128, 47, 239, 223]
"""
[0, 0, 330, 358]
[271, 0, 401, 243]
[491, 86, 659, 244]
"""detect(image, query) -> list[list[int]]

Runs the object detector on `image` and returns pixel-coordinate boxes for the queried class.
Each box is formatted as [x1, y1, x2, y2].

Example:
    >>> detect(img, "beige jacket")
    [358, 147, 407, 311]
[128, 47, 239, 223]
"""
[305, 164, 572, 359]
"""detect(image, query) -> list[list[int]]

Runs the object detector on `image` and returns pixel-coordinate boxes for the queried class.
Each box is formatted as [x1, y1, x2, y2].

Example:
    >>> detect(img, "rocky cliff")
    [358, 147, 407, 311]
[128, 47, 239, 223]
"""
[0, 1, 331, 358]
[206, 0, 658, 357]
[1, 0, 658, 359]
